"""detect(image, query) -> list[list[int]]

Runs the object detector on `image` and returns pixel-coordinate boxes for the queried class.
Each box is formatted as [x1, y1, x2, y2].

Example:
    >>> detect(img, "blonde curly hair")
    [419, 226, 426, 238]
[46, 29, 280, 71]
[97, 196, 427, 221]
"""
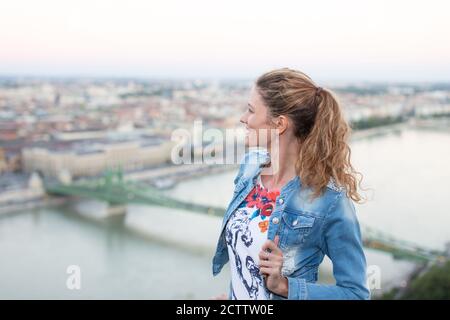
[256, 67, 364, 202]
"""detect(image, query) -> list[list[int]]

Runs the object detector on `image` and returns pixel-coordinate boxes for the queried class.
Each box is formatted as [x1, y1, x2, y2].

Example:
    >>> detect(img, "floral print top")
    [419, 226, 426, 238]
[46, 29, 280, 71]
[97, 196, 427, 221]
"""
[225, 174, 280, 300]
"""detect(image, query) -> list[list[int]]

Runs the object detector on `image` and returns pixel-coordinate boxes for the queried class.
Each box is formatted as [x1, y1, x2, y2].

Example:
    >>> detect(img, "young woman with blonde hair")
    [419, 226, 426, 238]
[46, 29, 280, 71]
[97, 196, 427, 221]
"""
[212, 68, 369, 300]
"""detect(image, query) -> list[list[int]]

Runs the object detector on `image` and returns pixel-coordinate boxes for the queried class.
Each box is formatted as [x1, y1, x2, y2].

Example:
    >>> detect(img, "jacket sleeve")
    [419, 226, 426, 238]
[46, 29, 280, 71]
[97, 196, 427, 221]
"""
[284, 193, 370, 300]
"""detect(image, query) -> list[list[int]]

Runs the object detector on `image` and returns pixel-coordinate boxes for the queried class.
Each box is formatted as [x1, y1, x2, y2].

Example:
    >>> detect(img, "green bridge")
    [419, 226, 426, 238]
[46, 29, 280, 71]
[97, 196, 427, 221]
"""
[44, 168, 448, 264]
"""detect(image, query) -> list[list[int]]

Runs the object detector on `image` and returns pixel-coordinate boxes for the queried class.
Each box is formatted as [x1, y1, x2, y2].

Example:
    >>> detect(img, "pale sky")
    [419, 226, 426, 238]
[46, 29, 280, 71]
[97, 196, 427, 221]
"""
[1, 0, 450, 81]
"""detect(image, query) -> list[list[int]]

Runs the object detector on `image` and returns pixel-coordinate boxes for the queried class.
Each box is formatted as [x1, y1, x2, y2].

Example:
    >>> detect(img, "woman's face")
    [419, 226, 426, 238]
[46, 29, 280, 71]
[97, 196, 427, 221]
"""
[240, 85, 276, 148]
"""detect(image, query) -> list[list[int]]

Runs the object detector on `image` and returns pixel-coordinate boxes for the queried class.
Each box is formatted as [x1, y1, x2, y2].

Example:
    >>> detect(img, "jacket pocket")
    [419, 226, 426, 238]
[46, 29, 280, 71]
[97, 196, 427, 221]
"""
[281, 211, 316, 245]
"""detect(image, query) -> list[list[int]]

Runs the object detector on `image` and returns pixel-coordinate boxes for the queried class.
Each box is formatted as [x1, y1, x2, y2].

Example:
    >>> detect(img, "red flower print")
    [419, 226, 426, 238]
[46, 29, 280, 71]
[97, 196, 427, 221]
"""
[244, 184, 280, 210]
[267, 189, 280, 201]
[260, 203, 274, 217]
[245, 185, 264, 208]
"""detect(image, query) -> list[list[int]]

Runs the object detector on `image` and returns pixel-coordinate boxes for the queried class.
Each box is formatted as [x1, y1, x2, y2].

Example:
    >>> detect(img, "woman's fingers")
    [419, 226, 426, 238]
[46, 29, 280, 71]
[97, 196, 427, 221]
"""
[258, 259, 275, 268]
[261, 239, 282, 255]
[259, 237, 283, 279]
[261, 240, 276, 252]
[258, 250, 283, 262]
[259, 267, 276, 276]
[274, 235, 280, 247]
[258, 250, 270, 261]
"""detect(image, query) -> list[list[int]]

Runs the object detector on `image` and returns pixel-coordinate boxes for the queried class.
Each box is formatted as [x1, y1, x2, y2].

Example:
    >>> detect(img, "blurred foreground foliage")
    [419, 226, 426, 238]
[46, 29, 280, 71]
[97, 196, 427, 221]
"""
[381, 261, 450, 299]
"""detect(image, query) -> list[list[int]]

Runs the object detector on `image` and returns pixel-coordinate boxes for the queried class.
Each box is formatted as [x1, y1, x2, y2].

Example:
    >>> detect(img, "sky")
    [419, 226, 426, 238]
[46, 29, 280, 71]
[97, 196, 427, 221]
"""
[1, 0, 450, 82]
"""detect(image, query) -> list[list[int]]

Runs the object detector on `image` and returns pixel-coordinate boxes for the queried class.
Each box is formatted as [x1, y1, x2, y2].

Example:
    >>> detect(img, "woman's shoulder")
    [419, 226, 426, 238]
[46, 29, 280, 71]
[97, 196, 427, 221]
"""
[322, 188, 359, 229]
[291, 179, 355, 219]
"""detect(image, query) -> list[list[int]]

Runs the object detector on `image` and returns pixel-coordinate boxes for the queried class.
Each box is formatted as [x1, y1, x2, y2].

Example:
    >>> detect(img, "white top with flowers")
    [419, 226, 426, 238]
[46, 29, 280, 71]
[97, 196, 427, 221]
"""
[225, 174, 280, 300]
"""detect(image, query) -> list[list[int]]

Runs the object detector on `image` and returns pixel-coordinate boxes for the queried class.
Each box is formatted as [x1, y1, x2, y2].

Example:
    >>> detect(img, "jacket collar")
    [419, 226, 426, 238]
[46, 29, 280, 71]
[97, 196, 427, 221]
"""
[249, 148, 343, 194]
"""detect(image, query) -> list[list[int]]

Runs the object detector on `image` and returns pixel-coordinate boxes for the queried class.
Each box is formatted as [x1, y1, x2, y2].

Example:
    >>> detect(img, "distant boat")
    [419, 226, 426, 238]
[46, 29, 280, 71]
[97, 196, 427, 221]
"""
[152, 178, 176, 190]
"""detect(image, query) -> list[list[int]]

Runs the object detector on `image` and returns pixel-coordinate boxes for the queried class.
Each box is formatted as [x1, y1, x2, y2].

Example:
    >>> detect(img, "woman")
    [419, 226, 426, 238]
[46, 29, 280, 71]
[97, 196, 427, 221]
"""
[211, 68, 370, 300]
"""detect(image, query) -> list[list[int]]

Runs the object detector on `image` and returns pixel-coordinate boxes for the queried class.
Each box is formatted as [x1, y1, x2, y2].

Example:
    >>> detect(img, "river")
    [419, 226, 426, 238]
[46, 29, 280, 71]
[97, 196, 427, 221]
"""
[0, 124, 449, 299]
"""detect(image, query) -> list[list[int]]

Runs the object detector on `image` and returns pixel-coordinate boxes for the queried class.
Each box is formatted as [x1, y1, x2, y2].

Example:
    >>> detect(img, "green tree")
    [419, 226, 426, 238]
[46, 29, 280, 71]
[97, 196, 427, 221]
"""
[382, 261, 450, 299]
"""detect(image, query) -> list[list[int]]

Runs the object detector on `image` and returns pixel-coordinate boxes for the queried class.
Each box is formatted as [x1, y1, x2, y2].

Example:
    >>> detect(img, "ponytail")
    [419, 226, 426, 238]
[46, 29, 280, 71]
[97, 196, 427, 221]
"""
[296, 88, 363, 202]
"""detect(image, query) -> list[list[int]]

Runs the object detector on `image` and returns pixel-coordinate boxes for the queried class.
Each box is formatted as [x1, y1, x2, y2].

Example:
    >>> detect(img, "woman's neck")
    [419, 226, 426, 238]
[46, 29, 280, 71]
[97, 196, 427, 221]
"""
[262, 138, 300, 190]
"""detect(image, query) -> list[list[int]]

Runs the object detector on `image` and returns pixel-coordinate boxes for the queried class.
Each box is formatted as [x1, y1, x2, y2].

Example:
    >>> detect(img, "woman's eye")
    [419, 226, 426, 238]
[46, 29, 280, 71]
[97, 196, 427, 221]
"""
[248, 108, 254, 113]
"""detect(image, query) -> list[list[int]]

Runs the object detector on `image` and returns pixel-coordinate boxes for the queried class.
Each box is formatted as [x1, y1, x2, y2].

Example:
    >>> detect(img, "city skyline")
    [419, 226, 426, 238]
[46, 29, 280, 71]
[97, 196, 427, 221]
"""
[1, 0, 450, 82]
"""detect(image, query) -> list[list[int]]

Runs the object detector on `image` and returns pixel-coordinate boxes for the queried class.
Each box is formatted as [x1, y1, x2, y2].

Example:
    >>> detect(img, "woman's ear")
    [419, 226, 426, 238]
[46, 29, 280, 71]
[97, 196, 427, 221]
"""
[275, 115, 289, 135]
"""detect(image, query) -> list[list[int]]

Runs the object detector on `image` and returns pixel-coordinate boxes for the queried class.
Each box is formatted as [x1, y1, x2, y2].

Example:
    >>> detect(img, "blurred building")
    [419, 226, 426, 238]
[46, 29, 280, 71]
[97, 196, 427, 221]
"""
[0, 172, 45, 205]
[0, 148, 6, 173]
[21, 137, 174, 178]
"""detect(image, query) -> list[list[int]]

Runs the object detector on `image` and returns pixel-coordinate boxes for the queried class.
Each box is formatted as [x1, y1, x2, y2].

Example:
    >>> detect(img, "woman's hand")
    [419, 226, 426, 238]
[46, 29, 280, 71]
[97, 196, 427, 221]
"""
[258, 235, 289, 298]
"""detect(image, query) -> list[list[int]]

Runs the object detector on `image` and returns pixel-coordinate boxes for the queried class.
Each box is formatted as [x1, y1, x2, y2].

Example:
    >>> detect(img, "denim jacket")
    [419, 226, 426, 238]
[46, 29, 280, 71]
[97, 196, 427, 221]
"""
[212, 149, 370, 300]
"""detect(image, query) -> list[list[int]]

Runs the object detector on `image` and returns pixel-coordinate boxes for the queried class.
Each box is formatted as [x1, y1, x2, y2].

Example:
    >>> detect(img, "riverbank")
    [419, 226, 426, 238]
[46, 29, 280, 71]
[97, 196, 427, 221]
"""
[0, 163, 237, 215]
[0, 196, 68, 216]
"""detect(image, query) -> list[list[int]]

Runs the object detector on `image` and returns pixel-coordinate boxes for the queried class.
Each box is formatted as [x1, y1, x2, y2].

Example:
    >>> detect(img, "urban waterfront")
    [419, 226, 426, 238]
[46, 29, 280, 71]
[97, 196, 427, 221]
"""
[0, 125, 449, 299]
